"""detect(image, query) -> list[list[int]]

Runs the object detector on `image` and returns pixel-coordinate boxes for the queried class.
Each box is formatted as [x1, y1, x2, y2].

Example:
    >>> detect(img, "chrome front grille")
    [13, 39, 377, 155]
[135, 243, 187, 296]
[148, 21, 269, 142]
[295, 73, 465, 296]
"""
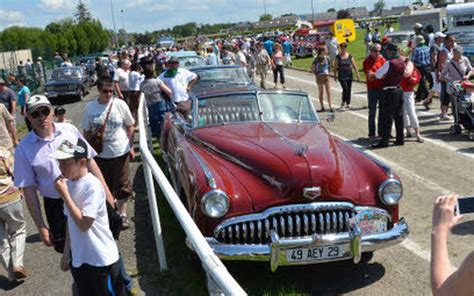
[214, 202, 357, 245]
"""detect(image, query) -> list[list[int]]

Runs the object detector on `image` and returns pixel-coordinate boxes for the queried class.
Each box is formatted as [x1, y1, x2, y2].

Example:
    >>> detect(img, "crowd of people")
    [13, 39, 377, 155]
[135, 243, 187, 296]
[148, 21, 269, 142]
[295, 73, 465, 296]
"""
[0, 19, 474, 295]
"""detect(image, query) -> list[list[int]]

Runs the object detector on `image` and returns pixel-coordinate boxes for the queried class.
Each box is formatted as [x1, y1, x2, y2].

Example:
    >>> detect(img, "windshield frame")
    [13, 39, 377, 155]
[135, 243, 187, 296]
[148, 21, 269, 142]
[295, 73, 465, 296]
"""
[191, 90, 320, 129]
[51, 67, 83, 80]
[193, 67, 252, 87]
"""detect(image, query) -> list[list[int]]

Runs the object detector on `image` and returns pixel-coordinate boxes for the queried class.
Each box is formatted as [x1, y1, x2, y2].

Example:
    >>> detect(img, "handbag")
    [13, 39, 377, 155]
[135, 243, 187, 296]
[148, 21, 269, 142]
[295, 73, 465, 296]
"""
[106, 201, 122, 240]
[86, 99, 114, 154]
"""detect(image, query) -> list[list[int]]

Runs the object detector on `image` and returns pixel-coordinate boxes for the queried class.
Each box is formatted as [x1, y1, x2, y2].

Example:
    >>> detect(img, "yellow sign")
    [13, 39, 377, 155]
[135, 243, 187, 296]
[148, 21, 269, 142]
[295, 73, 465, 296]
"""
[332, 19, 356, 44]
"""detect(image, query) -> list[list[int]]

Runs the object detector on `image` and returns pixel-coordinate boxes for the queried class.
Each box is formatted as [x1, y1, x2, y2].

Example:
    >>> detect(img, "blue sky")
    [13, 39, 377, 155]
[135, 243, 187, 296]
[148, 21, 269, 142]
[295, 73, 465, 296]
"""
[1, 0, 413, 33]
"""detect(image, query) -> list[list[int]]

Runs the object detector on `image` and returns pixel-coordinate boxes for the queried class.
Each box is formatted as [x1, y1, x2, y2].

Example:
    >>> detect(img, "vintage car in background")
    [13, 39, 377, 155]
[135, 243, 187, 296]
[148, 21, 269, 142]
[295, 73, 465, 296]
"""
[167, 51, 207, 68]
[45, 67, 91, 103]
[189, 65, 254, 94]
[384, 31, 414, 47]
[292, 29, 328, 58]
[160, 89, 409, 271]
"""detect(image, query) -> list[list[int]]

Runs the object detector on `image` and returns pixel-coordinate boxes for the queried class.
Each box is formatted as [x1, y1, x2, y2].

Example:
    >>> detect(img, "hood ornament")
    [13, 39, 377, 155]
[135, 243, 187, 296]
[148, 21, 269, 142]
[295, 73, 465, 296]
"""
[303, 187, 321, 200]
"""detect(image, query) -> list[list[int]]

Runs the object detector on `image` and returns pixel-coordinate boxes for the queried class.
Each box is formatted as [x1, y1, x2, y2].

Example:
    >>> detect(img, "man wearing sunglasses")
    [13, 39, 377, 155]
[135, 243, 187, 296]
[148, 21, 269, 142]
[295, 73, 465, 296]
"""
[13, 95, 115, 254]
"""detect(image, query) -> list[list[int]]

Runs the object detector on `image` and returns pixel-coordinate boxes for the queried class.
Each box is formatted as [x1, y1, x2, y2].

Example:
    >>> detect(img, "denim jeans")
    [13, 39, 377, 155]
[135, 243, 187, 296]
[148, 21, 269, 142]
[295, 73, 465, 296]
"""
[147, 100, 175, 139]
[367, 88, 381, 137]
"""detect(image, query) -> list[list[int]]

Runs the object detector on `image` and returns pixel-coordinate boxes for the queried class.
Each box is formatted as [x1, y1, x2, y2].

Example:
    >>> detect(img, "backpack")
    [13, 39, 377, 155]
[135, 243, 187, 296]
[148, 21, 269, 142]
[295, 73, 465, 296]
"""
[401, 64, 421, 91]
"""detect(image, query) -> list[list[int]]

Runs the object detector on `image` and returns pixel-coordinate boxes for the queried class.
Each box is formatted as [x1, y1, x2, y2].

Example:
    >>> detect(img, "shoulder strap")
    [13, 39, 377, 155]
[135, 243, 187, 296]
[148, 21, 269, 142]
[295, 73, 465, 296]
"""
[450, 61, 465, 78]
[99, 99, 114, 133]
[0, 155, 13, 178]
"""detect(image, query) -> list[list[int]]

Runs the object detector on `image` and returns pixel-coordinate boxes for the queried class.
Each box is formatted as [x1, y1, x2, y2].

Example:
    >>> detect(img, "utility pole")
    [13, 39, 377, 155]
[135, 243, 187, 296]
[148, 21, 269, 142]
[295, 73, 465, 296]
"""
[311, 0, 315, 22]
[109, 0, 118, 48]
[120, 9, 128, 46]
[263, 0, 267, 15]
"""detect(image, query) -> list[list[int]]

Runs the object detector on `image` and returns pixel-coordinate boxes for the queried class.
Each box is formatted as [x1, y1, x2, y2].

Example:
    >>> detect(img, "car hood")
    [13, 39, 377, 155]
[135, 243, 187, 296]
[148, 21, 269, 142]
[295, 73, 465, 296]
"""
[191, 122, 361, 212]
[46, 79, 81, 86]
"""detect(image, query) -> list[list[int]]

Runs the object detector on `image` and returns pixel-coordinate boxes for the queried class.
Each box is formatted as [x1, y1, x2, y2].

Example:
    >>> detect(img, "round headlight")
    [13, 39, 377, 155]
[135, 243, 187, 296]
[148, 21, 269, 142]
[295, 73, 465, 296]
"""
[201, 190, 229, 218]
[378, 179, 403, 205]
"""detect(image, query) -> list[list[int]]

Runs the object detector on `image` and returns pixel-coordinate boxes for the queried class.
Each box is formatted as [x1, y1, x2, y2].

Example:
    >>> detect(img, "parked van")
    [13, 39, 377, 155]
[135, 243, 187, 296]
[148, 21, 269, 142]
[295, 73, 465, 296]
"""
[447, 3, 474, 33]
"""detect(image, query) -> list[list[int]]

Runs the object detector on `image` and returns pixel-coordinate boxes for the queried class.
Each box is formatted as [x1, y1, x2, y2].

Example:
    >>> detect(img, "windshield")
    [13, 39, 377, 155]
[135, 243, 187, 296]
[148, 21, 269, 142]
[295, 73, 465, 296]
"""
[179, 56, 207, 68]
[195, 92, 318, 127]
[51, 68, 82, 79]
[194, 67, 251, 86]
[259, 93, 319, 123]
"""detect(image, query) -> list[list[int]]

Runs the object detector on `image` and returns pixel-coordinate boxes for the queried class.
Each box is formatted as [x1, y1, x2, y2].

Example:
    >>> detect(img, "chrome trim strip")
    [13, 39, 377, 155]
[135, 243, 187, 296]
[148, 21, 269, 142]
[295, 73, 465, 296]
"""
[188, 147, 217, 189]
[200, 218, 409, 270]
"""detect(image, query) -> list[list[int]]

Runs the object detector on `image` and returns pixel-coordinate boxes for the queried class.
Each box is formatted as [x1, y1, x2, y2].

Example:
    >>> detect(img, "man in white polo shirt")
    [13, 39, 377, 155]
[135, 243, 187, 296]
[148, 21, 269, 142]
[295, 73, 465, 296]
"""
[159, 56, 198, 108]
[13, 95, 115, 253]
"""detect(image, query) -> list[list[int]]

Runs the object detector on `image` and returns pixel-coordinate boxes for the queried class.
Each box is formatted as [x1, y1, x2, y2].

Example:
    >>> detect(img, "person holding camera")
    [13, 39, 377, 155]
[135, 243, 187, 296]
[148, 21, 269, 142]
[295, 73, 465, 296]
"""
[431, 194, 474, 295]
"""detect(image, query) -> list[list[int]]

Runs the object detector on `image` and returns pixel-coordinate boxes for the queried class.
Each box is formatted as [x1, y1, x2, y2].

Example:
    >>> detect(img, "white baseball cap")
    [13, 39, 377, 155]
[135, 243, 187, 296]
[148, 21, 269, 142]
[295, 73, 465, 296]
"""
[434, 32, 446, 39]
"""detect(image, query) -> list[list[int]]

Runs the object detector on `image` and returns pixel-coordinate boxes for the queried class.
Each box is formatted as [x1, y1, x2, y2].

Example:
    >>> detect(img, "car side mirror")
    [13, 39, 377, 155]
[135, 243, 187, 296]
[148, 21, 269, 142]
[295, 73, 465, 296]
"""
[326, 113, 335, 122]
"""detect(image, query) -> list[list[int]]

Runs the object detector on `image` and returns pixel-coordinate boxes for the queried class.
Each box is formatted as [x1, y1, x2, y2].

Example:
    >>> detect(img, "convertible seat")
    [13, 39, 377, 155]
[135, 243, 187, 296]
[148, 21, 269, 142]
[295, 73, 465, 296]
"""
[200, 105, 259, 125]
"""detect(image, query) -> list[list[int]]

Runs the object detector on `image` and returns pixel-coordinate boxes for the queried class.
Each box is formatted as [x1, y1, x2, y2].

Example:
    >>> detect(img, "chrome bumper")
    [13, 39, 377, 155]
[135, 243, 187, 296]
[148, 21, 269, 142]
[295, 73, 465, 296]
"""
[198, 218, 408, 271]
[45, 91, 80, 97]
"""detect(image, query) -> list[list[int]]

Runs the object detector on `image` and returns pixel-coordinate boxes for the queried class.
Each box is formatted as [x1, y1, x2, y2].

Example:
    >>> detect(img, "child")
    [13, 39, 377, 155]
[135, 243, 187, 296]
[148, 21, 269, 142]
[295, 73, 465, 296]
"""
[54, 106, 72, 124]
[51, 138, 125, 296]
[0, 147, 27, 284]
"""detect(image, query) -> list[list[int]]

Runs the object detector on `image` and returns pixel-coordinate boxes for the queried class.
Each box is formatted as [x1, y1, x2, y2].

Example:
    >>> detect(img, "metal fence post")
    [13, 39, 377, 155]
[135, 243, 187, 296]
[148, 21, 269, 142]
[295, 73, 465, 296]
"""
[143, 161, 168, 271]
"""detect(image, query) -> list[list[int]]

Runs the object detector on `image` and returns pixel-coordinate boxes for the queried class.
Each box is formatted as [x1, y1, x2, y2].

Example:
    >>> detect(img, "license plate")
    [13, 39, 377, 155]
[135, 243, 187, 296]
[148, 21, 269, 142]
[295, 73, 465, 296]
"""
[286, 245, 346, 262]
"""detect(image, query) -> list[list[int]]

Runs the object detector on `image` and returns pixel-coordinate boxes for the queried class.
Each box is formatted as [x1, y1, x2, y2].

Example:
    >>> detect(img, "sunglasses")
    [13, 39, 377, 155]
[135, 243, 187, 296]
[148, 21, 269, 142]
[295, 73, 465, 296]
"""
[101, 89, 114, 94]
[31, 108, 51, 119]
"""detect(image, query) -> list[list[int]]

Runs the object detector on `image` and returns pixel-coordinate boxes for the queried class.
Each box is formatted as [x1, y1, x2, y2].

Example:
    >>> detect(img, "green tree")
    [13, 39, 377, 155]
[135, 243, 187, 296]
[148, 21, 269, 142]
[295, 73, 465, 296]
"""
[373, 0, 385, 16]
[75, 0, 92, 23]
[337, 9, 351, 19]
[428, 0, 446, 5]
[259, 14, 273, 21]
[327, 8, 336, 13]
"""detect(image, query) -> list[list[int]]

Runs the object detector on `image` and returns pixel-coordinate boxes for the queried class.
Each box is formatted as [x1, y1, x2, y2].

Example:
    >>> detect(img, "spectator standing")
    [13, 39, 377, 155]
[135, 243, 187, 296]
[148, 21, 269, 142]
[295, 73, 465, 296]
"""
[94, 57, 108, 81]
[154, 49, 167, 75]
[311, 47, 333, 112]
[438, 35, 456, 120]
[25, 59, 33, 78]
[363, 43, 386, 141]
[61, 59, 73, 68]
[53, 52, 63, 68]
[54, 106, 72, 124]
[17, 61, 26, 77]
[440, 46, 473, 121]
[0, 144, 26, 284]
[271, 43, 285, 89]
[372, 43, 406, 148]
[159, 57, 197, 110]
[247, 43, 257, 82]
[412, 36, 432, 103]
[411, 23, 430, 51]
[0, 103, 18, 150]
[364, 28, 372, 56]
[221, 46, 236, 65]
[326, 32, 339, 70]
[424, 31, 446, 109]
[372, 28, 381, 44]
[236, 47, 248, 69]
[256, 43, 272, 89]
[282, 38, 293, 67]
[384, 23, 394, 35]
[108, 56, 116, 79]
[14, 95, 115, 253]
[264, 38, 274, 56]
[0, 78, 17, 117]
[35, 57, 44, 86]
[128, 62, 144, 124]
[52, 138, 124, 296]
[425, 24, 435, 48]
[431, 194, 474, 295]
[114, 59, 131, 105]
[140, 67, 173, 139]
[400, 46, 424, 143]
[16, 78, 30, 116]
[334, 43, 361, 110]
[206, 47, 218, 66]
[82, 78, 135, 230]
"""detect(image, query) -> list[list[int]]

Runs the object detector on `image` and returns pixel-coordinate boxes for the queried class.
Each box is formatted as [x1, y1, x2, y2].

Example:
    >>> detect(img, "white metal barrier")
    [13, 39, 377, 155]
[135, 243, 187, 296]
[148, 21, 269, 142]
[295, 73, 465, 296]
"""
[137, 95, 247, 296]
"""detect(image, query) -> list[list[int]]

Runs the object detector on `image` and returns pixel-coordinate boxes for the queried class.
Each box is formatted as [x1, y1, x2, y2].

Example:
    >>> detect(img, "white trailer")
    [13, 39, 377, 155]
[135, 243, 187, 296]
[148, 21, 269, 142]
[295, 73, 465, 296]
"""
[447, 3, 474, 33]
[399, 8, 445, 32]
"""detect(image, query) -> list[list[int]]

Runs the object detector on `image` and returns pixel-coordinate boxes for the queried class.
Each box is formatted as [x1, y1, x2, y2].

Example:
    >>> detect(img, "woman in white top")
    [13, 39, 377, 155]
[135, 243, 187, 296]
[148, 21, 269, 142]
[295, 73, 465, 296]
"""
[81, 77, 135, 229]
[128, 62, 144, 123]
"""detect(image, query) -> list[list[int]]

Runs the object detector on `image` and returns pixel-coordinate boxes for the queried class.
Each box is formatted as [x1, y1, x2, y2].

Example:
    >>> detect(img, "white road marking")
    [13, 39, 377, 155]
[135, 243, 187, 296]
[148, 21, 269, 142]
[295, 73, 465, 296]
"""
[280, 74, 474, 161]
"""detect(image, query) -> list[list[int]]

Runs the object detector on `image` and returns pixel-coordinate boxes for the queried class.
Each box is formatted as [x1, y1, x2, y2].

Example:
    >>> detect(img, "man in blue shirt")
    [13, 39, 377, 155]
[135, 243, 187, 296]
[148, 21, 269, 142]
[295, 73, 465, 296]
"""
[282, 38, 292, 66]
[264, 38, 274, 56]
[412, 35, 432, 102]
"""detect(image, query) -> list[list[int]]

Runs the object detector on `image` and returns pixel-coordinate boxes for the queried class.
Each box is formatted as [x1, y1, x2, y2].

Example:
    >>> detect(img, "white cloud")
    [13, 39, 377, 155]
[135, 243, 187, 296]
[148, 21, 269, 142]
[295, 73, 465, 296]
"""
[39, 0, 75, 11]
[0, 10, 26, 30]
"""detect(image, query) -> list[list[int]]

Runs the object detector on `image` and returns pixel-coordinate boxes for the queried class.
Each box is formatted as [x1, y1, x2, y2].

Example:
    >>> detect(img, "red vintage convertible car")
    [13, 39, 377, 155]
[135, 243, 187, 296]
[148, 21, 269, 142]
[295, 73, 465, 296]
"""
[161, 89, 409, 271]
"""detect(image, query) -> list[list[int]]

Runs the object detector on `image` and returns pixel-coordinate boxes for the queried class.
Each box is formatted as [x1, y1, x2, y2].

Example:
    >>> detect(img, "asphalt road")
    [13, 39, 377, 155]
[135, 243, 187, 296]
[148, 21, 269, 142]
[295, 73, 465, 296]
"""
[1, 88, 147, 295]
[2, 68, 473, 295]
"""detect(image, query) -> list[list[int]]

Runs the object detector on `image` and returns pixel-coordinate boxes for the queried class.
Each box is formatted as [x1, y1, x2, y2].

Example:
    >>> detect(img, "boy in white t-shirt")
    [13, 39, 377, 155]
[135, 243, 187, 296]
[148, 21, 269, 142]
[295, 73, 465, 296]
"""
[51, 138, 125, 296]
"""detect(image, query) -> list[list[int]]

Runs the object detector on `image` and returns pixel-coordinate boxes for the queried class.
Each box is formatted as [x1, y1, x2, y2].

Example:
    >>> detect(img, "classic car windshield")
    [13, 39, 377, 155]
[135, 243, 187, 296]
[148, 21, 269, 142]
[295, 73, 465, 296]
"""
[51, 68, 82, 80]
[259, 93, 319, 123]
[194, 67, 251, 86]
[179, 56, 207, 68]
[195, 92, 318, 127]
